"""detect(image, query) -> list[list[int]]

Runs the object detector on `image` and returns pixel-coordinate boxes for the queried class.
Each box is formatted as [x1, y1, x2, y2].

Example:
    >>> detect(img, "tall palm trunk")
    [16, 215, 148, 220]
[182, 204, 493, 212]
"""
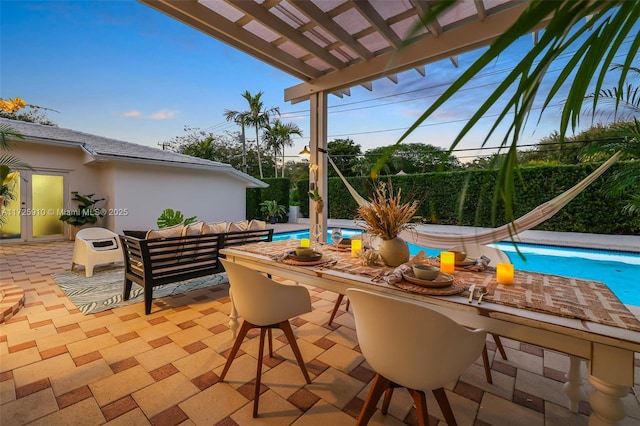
[254, 126, 263, 179]
[240, 124, 247, 174]
[281, 146, 286, 177]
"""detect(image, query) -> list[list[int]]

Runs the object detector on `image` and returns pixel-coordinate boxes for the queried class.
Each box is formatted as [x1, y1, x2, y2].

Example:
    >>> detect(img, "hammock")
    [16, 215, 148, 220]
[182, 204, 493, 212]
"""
[327, 151, 621, 249]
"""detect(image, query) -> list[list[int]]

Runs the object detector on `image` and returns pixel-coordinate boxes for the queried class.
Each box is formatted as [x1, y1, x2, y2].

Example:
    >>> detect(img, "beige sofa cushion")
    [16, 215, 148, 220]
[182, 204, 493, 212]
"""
[202, 221, 227, 234]
[146, 224, 185, 239]
[227, 220, 249, 232]
[183, 221, 204, 236]
[249, 219, 266, 230]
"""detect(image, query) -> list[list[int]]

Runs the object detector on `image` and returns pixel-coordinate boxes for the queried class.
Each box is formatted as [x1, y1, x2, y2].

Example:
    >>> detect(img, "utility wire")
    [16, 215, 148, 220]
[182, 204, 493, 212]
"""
[194, 37, 633, 140]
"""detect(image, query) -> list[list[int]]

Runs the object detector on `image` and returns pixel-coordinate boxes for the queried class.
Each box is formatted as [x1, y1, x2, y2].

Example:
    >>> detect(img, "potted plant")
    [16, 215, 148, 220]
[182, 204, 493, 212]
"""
[156, 208, 198, 228]
[259, 200, 286, 224]
[308, 188, 323, 214]
[356, 182, 418, 266]
[59, 192, 106, 239]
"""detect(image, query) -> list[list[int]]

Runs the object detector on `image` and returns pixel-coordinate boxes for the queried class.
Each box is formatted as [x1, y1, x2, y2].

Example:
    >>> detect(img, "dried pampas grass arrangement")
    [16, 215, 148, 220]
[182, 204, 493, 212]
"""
[357, 182, 419, 240]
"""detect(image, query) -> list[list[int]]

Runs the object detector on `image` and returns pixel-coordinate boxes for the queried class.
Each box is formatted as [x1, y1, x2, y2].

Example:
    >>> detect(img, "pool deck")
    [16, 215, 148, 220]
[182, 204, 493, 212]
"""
[1, 225, 639, 425]
[284, 219, 640, 253]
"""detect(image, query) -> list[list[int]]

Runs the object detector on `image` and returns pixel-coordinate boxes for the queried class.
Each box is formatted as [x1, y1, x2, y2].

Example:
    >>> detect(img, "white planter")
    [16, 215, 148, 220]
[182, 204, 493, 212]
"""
[288, 206, 300, 223]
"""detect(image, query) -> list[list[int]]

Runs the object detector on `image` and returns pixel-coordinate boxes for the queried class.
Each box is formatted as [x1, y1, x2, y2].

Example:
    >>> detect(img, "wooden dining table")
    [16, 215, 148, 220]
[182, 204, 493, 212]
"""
[220, 240, 640, 426]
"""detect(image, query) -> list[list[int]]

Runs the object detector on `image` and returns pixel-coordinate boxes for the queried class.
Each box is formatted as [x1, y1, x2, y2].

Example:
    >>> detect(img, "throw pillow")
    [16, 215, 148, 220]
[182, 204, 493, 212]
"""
[202, 221, 227, 234]
[146, 224, 185, 239]
[249, 219, 266, 230]
[183, 221, 204, 236]
[227, 220, 249, 232]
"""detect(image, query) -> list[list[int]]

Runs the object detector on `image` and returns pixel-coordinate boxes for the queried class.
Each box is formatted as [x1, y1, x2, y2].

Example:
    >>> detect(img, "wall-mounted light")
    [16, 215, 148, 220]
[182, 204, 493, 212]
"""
[298, 146, 311, 159]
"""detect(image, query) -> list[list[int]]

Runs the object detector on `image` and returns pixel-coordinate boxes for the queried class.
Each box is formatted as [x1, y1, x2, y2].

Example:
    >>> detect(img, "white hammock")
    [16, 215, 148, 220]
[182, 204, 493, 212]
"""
[327, 152, 622, 249]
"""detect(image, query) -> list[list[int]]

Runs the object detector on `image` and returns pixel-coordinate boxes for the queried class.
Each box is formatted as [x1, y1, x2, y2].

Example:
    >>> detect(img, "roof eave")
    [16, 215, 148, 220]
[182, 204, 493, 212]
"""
[13, 134, 268, 188]
[91, 153, 268, 188]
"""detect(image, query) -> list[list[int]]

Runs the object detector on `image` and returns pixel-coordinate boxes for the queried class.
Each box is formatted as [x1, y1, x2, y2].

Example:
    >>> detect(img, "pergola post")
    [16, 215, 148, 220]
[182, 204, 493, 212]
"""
[309, 91, 328, 241]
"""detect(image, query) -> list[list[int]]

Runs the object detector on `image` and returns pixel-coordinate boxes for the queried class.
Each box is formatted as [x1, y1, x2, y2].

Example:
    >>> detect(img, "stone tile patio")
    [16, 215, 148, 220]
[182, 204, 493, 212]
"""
[1, 240, 639, 425]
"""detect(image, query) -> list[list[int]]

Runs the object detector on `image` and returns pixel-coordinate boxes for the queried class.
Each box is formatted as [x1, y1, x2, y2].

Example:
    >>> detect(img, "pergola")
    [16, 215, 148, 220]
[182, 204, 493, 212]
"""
[139, 0, 551, 233]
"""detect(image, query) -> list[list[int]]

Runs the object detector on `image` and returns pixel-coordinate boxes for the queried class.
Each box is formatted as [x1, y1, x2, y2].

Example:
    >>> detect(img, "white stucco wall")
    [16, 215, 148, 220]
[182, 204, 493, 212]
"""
[10, 140, 103, 201]
[8, 139, 252, 238]
[106, 162, 248, 233]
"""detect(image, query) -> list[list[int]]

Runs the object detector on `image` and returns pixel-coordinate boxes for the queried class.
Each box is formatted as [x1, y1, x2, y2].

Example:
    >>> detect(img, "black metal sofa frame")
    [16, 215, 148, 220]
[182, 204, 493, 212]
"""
[120, 228, 274, 314]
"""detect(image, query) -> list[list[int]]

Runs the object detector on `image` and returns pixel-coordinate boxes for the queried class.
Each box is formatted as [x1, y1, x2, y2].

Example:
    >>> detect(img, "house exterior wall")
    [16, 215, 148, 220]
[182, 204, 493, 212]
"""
[8, 141, 104, 239]
[10, 141, 102, 201]
[105, 162, 248, 233]
[8, 139, 249, 238]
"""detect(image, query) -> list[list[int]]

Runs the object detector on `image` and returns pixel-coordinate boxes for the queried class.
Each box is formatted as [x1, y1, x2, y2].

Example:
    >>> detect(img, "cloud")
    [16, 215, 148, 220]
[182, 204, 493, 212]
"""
[123, 110, 142, 118]
[149, 109, 178, 120]
[122, 109, 179, 120]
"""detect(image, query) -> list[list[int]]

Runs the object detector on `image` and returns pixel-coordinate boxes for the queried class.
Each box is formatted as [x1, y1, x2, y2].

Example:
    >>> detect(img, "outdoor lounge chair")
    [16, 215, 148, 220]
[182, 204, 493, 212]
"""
[71, 227, 123, 277]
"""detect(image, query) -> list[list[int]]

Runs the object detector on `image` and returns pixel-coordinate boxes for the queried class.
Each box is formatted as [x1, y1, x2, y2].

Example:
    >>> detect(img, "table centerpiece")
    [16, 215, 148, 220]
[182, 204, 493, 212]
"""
[356, 182, 419, 266]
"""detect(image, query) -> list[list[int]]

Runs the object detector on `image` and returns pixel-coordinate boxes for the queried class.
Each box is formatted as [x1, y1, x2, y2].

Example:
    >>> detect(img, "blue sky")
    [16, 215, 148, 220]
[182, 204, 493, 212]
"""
[1, 1, 636, 162]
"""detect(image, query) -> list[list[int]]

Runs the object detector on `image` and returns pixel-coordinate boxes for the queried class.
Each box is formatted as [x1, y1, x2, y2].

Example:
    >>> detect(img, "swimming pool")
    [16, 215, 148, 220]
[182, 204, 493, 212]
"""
[274, 229, 640, 306]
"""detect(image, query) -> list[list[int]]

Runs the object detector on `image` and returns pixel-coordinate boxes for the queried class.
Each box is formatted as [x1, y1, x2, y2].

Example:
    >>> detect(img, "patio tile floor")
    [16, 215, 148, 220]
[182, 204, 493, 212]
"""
[1, 240, 639, 425]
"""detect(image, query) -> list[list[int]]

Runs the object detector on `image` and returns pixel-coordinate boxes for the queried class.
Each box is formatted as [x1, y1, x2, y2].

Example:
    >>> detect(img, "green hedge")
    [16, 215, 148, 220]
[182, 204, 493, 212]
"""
[246, 178, 290, 223]
[297, 163, 639, 235]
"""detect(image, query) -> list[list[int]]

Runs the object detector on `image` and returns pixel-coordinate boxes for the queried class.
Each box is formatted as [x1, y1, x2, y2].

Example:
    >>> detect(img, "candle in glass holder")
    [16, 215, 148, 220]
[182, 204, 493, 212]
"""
[300, 238, 310, 248]
[496, 263, 515, 284]
[440, 251, 455, 274]
[351, 239, 362, 257]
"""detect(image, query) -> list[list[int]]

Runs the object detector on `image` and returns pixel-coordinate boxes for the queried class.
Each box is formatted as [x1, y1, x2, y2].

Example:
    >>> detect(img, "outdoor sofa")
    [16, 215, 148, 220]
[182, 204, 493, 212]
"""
[120, 220, 273, 314]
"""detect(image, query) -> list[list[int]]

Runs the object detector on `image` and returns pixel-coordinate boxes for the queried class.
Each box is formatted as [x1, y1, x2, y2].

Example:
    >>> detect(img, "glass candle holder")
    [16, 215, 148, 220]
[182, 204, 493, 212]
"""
[440, 251, 455, 274]
[351, 239, 362, 258]
[496, 263, 515, 284]
[300, 238, 310, 248]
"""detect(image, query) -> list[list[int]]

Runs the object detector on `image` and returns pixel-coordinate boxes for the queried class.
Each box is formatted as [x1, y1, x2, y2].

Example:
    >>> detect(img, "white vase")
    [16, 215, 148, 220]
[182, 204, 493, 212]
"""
[378, 237, 409, 267]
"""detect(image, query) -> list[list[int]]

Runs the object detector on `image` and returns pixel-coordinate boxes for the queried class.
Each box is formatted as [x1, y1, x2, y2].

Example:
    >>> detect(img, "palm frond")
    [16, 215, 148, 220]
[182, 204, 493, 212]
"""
[0, 123, 24, 149]
[372, 0, 639, 223]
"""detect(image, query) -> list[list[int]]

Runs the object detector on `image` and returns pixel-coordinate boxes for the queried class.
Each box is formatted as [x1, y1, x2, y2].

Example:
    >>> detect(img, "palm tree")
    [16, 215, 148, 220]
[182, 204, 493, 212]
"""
[223, 109, 249, 174]
[583, 63, 640, 216]
[241, 90, 279, 179]
[588, 64, 640, 122]
[377, 0, 639, 223]
[583, 119, 640, 215]
[262, 120, 302, 177]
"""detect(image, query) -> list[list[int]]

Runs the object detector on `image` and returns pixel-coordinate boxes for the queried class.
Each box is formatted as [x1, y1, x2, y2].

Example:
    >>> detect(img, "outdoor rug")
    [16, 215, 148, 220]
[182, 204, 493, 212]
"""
[52, 266, 228, 315]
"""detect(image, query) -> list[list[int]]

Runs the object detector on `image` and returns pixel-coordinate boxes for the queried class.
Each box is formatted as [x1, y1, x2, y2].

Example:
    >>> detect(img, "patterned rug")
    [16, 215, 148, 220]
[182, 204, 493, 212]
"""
[52, 266, 228, 315]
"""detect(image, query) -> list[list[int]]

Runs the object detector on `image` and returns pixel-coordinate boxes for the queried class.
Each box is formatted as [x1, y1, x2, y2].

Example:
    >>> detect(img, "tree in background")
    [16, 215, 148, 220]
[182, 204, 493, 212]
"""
[262, 120, 302, 177]
[583, 119, 640, 215]
[326, 138, 362, 177]
[223, 109, 249, 174]
[581, 63, 640, 216]
[363, 143, 461, 175]
[0, 97, 57, 127]
[517, 123, 633, 166]
[240, 90, 279, 179]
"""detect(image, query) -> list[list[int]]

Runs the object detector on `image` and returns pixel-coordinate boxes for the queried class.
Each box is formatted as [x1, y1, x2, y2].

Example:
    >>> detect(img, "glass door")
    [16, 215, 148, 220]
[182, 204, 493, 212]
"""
[0, 171, 67, 242]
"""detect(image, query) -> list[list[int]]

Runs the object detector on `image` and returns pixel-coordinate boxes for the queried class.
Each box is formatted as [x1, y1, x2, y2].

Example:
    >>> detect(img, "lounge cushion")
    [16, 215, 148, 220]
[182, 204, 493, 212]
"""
[183, 221, 204, 236]
[249, 219, 266, 230]
[203, 221, 227, 234]
[146, 224, 185, 239]
[227, 220, 249, 232]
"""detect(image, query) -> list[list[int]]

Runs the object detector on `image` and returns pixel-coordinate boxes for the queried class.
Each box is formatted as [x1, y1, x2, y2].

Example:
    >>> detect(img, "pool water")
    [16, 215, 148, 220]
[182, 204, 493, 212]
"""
[274, 229, 640, 306]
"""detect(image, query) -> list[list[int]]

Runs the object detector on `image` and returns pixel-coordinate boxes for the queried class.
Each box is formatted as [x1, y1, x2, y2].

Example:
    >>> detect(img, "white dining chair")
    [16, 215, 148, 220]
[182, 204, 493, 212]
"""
[218, 259, 312, 417]
[347, 288, 487, 426]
